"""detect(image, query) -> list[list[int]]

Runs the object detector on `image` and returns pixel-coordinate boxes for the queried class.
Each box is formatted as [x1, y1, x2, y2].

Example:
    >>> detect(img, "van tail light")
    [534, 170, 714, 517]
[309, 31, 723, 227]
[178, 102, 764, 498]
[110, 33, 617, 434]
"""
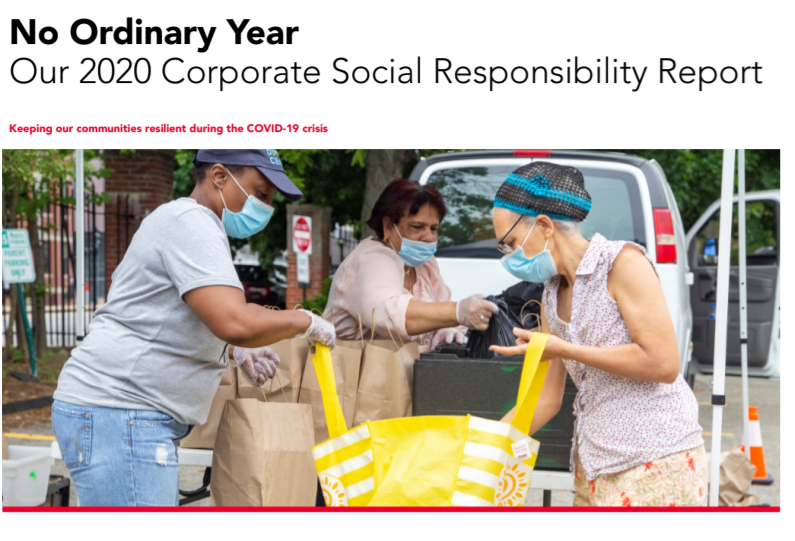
[653, 208, 677, 263]
[512, 149, 552, 157]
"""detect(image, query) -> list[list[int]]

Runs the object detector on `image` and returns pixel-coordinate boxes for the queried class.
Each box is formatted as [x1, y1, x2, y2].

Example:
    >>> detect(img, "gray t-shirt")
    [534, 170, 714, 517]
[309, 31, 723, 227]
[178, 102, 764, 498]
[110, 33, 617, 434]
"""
[54, 198, 243, 425]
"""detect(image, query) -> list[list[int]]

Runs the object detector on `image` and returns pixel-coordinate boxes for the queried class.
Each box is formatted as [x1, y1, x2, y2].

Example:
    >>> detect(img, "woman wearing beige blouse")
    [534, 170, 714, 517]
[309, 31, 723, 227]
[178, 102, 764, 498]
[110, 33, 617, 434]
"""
[326, 179, 498, 348]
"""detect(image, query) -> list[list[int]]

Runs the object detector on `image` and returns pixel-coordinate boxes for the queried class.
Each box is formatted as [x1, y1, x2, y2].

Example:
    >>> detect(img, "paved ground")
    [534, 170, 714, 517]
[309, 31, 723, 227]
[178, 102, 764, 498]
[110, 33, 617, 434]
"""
[695, 373, 780, 506]
[4, 374, 779, 507]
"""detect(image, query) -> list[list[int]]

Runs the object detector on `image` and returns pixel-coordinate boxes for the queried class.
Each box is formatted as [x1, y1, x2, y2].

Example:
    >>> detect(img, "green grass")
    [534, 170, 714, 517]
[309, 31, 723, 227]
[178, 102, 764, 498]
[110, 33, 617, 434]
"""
[2, 346, 70, 383]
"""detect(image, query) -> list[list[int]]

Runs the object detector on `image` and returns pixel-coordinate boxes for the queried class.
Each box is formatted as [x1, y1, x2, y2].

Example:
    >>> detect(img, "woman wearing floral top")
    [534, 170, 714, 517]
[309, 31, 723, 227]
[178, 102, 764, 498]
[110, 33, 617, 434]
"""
[492, 162, 706, 507]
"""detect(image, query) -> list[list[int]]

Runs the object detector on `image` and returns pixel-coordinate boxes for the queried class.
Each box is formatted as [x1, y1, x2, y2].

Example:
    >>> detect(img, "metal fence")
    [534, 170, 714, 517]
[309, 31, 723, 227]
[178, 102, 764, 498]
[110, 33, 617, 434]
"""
[2, 184, 135, 349]
[4, 211, 349, 349]
[330, 224, 359, 275]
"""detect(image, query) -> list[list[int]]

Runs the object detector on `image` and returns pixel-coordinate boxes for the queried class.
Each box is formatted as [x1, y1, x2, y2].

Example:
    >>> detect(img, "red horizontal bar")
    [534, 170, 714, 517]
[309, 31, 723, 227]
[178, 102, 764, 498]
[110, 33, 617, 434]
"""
[3, 506, 780, 513]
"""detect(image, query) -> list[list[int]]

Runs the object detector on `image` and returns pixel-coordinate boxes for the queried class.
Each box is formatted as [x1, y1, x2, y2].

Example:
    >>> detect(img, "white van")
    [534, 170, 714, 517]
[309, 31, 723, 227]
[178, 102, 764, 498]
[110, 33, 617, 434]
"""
[685, 190, 780, 378]
[409, 150, 694, 376]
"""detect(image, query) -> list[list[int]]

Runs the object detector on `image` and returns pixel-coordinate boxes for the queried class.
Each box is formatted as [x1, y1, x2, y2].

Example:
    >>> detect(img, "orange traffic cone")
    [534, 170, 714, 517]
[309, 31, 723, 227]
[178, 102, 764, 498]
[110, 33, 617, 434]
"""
[741, 406, 774, 485]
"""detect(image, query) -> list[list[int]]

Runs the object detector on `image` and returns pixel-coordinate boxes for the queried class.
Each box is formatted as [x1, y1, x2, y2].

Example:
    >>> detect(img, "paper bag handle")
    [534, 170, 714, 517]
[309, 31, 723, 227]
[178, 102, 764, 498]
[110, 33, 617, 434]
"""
[369, 308, 377, 345]
[384, 316, 404, 348]
[311, 344, 348, 439]
[249, 382, 268, 401]
[356, 313, 365, 348]
[520, 299, 541, 330]
[509, 333, 550, 435]
[247, 374, 288, 403]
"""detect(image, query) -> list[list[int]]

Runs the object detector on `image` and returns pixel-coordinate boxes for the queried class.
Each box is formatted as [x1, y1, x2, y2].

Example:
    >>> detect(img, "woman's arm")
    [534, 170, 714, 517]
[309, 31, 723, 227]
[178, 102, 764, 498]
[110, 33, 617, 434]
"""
[405, 260, 482, 336]
[414, 259, 468, 337]
[501, 359, 567, 436]
[491, 246, 680, 384]
[499, 305, 567, 435]
[184, 286, 312, 348]
[404, 300, 459, 335]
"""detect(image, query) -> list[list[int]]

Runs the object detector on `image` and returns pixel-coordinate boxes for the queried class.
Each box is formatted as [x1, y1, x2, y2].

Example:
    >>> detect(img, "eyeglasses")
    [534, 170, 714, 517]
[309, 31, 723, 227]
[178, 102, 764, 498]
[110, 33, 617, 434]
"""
[497, 215, 524, 255]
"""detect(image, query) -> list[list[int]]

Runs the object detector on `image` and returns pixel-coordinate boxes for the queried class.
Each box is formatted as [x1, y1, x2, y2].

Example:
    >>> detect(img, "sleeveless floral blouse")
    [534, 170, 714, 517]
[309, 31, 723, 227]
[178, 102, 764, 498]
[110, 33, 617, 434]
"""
[543, 234, 703, 480]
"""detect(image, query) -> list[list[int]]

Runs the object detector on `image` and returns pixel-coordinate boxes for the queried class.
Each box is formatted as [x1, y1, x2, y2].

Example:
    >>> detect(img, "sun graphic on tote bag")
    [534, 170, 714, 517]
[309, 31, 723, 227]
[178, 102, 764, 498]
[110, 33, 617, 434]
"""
[319, 474, 348, 507]
[494, 462, 531, 506]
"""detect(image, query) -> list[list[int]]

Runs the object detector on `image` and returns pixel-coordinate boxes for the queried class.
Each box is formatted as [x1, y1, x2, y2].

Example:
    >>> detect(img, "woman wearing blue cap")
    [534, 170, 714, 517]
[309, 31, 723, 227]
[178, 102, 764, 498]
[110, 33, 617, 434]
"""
[491, 162, 706, 507]
[52, 149, 336, 507]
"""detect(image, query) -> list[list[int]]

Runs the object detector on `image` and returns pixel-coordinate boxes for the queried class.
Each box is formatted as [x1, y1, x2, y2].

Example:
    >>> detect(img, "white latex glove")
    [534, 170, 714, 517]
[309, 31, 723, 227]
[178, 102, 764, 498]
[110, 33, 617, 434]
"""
[431, 327, 468, 350]
[456, 294, 499, 331]
[296, 309, 336, 349]
[231, 346, 281, 386]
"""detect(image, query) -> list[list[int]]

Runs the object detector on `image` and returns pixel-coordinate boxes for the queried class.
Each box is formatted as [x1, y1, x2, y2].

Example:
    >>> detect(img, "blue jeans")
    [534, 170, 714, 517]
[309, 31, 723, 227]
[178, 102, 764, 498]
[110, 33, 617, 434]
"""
[51, 400, 191, 506]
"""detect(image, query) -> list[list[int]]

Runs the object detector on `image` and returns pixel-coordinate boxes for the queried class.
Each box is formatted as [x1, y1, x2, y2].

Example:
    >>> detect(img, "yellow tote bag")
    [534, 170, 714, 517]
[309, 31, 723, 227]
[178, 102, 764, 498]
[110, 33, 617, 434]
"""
[311, 333, 550, 507]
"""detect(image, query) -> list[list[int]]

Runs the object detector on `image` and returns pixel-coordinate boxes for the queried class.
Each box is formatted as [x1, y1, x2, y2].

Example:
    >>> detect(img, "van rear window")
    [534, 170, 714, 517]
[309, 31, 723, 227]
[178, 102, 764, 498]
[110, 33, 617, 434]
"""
[426, 164, 646, 258]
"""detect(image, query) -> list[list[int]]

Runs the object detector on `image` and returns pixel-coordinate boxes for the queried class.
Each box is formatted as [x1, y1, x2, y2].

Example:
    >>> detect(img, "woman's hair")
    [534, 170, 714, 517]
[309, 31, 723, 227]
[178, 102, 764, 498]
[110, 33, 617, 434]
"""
[497, 208, 583, 237]
[366, 179, 447, 239]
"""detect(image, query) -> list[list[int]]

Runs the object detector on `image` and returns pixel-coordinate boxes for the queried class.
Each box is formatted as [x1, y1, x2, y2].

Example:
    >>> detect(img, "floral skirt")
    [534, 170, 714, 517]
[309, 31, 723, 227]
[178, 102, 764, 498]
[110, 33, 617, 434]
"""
[573, 446, 708, 507]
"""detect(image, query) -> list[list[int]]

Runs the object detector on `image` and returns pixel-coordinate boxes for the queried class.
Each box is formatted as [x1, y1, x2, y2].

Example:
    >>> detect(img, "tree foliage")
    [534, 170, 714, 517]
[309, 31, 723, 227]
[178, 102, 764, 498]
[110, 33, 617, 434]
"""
[3, 150, 108, 221]
[2, 149, 109, 358]
[609, 149, 780, 230]
[173, 149, 368, 268]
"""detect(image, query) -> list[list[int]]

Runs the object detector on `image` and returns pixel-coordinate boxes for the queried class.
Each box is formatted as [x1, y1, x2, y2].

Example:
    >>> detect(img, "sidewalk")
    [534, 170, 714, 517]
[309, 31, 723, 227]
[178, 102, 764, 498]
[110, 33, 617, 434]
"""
[694, 373, 780, 506]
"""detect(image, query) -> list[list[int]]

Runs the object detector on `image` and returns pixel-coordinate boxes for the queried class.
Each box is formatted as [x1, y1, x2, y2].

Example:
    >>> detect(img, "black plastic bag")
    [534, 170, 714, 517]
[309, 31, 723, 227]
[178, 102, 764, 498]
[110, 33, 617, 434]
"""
[501, 281, 544, 330]
[465, 295, 524, 359]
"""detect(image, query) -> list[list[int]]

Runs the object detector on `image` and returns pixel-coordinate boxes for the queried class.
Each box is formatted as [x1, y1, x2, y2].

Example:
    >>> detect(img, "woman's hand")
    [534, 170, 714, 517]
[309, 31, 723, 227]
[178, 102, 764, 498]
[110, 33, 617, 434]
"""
[230, 346, 281, 386]
[430, 327, 468, 349]
[489, 328, 567, 358]
[456, 294, 499, 331]
[296, 309, 336, 349]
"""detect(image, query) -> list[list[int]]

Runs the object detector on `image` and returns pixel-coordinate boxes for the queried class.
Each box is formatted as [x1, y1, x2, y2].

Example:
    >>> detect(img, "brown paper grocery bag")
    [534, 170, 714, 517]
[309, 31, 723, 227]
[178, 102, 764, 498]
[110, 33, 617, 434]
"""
[299, 342, 363, 444]
[180, 365, 238, 449]
[351, 311, 429, 425]
[237, 337, 309, 403]
[211, 387, 317, 507]
[352, 337, 426, 426]
[718, 446, 757, 506]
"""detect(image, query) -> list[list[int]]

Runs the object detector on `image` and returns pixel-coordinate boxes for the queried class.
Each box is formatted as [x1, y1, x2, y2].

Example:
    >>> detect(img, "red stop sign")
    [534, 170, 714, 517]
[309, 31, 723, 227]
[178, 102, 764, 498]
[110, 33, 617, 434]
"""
[293, 217, 311, 252]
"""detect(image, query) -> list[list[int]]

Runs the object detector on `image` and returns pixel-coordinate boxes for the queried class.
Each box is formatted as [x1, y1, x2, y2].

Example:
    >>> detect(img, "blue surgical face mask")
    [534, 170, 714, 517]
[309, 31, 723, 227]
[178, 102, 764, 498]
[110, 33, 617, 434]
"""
[389, 227, 437, 267]
[500, 222, 558, 283]
[219, 169, 274, 239]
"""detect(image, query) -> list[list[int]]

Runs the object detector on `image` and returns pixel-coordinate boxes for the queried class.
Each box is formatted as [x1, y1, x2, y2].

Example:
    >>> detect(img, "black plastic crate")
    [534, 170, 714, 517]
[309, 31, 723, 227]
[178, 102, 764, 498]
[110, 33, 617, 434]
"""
[427, 345, 469, 358]
[413, 350, 577, 472]
[41, 475, 70, 507]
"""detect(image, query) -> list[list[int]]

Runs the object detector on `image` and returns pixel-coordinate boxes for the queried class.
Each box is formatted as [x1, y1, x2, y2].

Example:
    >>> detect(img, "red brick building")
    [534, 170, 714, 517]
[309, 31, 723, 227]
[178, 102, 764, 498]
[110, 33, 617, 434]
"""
[104, 150, 176, 294]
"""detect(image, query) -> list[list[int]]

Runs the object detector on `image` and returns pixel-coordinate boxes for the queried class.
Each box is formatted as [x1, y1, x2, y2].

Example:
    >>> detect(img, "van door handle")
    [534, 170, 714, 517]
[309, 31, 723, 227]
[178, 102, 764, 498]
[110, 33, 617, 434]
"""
[697, 268, 717, 301]
[704, 289, 716, 302]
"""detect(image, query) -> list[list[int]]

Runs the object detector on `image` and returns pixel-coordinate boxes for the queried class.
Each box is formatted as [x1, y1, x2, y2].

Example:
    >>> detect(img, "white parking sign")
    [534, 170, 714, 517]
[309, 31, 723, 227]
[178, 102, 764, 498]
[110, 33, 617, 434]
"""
[2, 229, 36, 283]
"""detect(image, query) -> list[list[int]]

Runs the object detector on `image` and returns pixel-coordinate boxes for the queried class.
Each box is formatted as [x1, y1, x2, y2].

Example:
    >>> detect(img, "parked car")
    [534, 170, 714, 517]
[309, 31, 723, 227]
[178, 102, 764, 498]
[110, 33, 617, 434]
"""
[233, 247, 286, 309]
[271, 253, 288, 300]
[685, 190, 780, 378]
[409, 150, 694, 376]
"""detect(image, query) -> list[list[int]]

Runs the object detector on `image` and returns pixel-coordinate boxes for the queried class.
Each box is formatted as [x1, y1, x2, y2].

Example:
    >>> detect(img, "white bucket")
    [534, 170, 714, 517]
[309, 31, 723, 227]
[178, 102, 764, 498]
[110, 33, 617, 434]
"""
[3, 445, 55, 506]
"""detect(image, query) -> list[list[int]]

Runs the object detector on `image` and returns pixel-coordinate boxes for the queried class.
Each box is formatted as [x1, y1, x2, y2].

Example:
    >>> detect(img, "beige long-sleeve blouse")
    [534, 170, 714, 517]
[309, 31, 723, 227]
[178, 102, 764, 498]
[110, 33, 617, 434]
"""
[325, 237, 454, 345]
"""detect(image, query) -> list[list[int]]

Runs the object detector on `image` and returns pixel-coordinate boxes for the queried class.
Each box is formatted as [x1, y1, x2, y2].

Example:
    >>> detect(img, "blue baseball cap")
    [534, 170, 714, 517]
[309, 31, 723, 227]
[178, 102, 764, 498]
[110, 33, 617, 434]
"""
[193, 149, 303, 202]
